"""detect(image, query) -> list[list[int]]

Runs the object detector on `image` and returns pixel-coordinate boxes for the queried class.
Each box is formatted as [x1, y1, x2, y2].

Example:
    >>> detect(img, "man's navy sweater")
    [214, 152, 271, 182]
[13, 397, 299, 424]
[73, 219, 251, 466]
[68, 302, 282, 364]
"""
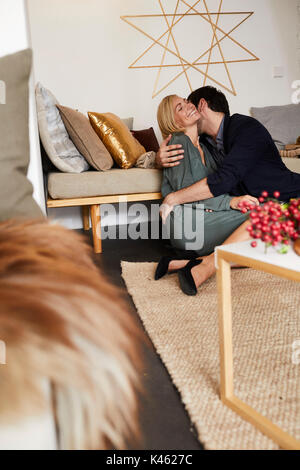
[201, 113, 300, 202]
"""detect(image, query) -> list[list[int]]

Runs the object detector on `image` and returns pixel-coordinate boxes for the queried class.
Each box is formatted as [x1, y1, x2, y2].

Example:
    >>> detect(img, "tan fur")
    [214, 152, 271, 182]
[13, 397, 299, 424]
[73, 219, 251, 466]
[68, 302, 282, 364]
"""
[0, 219, 142, 449]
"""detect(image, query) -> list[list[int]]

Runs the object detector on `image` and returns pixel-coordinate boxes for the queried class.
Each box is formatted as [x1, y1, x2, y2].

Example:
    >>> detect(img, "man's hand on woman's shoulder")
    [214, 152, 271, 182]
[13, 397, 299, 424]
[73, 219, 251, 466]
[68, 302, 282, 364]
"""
[155, 134, 185, 169]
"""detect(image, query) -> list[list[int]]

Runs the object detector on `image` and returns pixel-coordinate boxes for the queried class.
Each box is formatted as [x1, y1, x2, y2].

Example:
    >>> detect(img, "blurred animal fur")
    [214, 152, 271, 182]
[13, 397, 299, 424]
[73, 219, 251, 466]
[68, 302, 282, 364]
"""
[0, 219, 142, 449]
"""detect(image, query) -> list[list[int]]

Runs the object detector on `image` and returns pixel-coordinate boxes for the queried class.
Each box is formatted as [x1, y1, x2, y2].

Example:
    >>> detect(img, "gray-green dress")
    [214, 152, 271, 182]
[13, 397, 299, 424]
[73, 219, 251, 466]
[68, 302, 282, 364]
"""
[161, 133, 247, 256]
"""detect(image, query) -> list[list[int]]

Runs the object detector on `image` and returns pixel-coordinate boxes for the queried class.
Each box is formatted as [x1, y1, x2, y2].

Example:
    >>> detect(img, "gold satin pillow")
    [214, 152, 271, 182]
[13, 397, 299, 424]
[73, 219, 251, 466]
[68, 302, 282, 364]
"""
[88, 112, 145, 169]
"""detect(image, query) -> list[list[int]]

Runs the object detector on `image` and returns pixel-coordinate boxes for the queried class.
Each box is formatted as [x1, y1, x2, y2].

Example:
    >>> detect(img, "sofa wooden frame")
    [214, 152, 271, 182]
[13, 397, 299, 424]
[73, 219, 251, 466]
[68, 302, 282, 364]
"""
[47, 192, 162, 253]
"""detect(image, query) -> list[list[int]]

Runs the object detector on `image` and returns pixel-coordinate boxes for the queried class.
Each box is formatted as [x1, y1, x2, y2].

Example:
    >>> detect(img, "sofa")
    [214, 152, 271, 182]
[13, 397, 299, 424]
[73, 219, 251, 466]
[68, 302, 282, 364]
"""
[46, 157, 300, 254]
[47, 167, 163, 253]
[39, 88, 300, 254]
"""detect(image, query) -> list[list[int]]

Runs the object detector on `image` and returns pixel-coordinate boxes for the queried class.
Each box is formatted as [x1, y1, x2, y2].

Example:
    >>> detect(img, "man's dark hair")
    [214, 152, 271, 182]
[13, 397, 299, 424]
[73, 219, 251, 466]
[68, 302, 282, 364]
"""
[188, 86, 230, 115]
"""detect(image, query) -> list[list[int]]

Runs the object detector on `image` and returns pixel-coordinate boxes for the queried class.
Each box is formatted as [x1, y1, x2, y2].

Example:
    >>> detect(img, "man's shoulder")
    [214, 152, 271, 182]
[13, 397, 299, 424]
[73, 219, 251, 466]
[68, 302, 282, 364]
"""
[228, 113, 260, 127]
[226, 113, 266, 135]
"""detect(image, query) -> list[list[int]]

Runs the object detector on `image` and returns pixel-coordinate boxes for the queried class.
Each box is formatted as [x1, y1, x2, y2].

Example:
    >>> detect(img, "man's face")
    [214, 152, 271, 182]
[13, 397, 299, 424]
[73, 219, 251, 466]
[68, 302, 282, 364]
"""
[190, 98, 207, 134]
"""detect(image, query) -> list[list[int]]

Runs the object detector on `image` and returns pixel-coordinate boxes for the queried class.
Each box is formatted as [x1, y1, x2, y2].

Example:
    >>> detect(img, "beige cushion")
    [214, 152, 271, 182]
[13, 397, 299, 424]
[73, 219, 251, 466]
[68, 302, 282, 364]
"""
[0, 49, 43, 221]
[57, 105, 113, 171]
[35, 83, 89, 173]
[121, 117, 134, 130]
[282, 157, 300, 173]
[48, 168, 162, 199]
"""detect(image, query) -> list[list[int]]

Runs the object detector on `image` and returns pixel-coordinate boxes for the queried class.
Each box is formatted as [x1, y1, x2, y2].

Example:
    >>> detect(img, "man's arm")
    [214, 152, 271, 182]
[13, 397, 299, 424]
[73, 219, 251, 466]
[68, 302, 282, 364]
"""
[155, 134, 185, 168]
[159, 121, 261, 205]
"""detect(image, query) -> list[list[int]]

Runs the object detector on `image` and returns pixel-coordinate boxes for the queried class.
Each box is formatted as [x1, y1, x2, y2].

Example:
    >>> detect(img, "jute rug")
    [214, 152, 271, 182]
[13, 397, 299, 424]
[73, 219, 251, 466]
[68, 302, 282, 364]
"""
[121, 262, 300, 450]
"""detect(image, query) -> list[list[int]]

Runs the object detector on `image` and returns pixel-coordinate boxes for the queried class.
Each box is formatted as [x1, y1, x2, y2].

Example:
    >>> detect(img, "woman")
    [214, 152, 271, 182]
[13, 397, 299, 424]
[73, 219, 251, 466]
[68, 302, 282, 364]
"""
[155, 95, 258, 295]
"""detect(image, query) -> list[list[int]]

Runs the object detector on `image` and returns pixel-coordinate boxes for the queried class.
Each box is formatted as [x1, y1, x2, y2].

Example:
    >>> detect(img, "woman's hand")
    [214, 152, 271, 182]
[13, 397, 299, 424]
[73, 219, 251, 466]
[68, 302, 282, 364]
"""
[159, 193, 176, 224]
[230, 195, 259, 211]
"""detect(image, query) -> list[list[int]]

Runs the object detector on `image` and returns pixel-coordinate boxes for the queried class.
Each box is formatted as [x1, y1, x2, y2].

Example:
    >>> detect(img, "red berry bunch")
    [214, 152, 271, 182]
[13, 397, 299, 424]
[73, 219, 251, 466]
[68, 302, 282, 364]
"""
[286, 198, 300, 233]
[246, 192, 300, 254]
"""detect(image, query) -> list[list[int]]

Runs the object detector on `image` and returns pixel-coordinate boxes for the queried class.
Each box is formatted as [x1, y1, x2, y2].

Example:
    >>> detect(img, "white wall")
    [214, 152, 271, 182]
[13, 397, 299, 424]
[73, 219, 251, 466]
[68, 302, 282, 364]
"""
[27, 0, 300, 228]
[0, 0, 46, 213]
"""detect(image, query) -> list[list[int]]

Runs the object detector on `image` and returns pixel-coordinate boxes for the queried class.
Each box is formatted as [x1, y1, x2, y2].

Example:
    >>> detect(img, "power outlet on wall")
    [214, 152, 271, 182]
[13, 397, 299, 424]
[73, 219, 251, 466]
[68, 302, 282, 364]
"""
[273, 66, 285, 78]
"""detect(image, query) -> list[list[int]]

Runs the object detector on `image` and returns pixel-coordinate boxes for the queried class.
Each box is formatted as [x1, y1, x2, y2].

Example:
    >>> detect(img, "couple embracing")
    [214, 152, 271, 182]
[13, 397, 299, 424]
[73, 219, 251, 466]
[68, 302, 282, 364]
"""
[154, 86, 300, 295]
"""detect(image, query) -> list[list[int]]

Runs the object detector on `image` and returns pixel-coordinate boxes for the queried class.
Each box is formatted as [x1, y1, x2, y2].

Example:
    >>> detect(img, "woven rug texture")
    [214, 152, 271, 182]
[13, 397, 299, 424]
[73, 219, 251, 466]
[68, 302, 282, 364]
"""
[121, 262, 300, 450]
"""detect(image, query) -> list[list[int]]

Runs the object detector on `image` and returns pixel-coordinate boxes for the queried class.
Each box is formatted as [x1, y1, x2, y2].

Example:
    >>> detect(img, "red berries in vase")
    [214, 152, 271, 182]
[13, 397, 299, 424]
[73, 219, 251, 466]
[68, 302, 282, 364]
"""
[247, 191, 300, 254]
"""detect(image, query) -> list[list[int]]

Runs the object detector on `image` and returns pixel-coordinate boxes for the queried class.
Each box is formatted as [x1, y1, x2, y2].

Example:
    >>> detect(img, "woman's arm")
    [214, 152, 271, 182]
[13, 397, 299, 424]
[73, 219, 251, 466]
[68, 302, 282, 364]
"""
[161, 174, 173, 198]
[160, 190, 259, 223]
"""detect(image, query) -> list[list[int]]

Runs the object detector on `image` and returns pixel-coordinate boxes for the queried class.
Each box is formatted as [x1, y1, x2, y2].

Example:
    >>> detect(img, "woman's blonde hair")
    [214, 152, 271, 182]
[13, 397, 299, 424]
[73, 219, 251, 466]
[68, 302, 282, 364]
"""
[157, 95, 185, 139]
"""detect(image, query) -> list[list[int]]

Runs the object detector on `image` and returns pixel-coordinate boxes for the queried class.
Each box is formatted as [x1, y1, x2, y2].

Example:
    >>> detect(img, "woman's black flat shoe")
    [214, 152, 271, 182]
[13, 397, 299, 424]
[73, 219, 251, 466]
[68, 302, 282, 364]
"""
[154, 256, 181, 280]
[178, 259, 203, 296]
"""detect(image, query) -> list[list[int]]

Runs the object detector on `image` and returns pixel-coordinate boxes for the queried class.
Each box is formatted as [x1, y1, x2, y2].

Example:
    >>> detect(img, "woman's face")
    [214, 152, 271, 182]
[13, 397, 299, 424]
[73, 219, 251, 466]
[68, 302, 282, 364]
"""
[172, 96, 200, 128]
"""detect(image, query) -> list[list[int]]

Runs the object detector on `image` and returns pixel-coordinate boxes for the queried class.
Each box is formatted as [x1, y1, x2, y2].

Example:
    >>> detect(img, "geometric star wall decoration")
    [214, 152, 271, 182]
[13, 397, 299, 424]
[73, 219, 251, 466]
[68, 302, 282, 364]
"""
[121, 0, 259, 98]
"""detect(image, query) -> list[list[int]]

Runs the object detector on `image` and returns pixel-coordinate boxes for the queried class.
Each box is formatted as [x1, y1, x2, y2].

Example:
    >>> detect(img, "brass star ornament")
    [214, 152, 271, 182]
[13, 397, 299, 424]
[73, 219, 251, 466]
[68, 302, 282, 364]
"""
[121, 0, 259, 98]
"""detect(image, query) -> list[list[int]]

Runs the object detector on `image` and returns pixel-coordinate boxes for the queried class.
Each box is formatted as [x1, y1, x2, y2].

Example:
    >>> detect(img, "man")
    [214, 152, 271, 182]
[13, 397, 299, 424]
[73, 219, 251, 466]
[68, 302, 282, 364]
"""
[156, 86, 300, 211]
[155, 86, 300, 294]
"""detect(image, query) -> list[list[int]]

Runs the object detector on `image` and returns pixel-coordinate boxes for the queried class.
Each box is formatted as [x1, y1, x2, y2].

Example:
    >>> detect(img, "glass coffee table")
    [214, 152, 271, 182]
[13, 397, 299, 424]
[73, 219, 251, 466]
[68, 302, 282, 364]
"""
[216, 240, 300, 450]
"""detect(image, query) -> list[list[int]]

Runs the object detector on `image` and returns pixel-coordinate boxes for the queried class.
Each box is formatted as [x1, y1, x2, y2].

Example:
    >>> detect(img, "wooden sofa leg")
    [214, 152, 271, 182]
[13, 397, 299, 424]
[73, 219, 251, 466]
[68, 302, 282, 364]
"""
[82, 205, 90, 231]
[90, 204, 102, 253]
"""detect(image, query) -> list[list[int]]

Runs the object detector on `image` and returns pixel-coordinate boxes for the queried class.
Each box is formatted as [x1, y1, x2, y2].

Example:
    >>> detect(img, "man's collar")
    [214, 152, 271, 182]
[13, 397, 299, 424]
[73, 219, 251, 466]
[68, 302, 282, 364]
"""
[216, 115, 225, 142]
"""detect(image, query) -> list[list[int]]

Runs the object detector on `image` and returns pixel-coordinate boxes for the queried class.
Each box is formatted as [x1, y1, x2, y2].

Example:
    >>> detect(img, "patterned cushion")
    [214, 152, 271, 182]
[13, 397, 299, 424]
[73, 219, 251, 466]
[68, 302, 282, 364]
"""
[35, 83, 89, 173]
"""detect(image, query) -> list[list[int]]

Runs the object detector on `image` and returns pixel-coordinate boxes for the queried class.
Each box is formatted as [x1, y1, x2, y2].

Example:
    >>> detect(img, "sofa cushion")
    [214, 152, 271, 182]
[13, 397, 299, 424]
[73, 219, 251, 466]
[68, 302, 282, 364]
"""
[47, 168, 162, 199]
[131, 127, 160, 152]
[250, 104, 300, 150]
[56, 105, 113, 171]
[36, 83, 89, 173]
[88, 112, 145, 169]
[135, 151, 157, 169]
[282, 157, 300, 174]
[0, 49, 43, 221]
[121, 117, 134, 130]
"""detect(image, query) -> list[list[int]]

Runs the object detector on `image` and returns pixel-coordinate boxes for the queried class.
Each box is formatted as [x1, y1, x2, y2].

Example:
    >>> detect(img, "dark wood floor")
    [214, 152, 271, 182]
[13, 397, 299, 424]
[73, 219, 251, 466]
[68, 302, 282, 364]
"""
[80, 227, 203, 450]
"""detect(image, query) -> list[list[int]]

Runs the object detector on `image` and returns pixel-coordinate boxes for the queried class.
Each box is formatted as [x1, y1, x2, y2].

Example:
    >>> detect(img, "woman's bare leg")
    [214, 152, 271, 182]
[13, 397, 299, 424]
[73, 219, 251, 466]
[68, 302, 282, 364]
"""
[168, 257, 204, 272]
[168, 259, 190, 271]
[191, 220, 251, 288]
